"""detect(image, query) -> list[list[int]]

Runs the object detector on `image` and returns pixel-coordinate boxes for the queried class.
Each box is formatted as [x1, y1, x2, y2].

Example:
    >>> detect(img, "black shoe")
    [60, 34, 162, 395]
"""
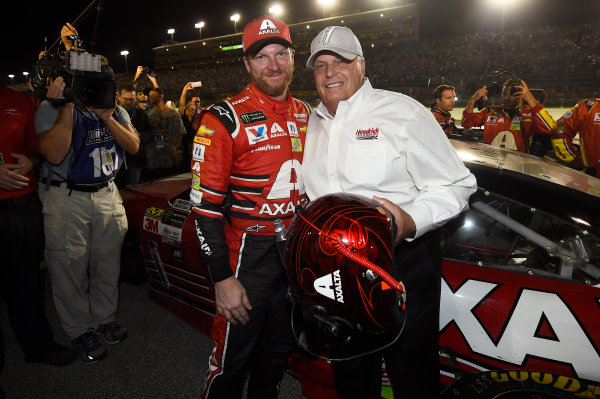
[24, 341, 78, 366]
[71, 329, 107, 364]
[96, 322, 128, 345]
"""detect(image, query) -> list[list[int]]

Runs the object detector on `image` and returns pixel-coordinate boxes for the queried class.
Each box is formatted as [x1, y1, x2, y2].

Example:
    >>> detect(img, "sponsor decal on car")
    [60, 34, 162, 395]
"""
[171, 246, 184, 264]
[145, 206, 166, 220]
[171, 198, 192, 213]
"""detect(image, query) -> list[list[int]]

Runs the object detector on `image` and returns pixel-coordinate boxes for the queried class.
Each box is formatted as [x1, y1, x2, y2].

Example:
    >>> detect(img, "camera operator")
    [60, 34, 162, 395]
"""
[462, 78, 555, 153]
[35, 28, 139, 363]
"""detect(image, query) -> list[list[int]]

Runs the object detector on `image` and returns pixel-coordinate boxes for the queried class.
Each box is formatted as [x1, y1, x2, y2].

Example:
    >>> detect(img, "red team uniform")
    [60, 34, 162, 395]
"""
[552, 98, 600, 177]
[191, 82, 310, 398]
[462, 103, 554, 152]
[431, 106, 456, 135]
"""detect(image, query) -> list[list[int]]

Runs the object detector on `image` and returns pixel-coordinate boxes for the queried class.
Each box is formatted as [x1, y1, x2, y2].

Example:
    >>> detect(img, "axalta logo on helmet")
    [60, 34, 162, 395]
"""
[314, 270, 344, 303]
[258, 19, 280, 36]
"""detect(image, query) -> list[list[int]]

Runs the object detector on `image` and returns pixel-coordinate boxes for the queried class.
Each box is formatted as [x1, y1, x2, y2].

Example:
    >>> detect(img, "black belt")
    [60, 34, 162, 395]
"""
[40, 178, 111, 192]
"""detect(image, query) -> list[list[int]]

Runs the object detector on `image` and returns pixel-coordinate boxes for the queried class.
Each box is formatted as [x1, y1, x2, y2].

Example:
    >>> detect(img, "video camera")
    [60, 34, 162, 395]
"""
[31, 47, 116, 108]
[474, 70, 516, 110]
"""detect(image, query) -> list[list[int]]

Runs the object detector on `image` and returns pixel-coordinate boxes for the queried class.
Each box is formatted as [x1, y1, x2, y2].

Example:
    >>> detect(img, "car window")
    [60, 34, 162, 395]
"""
[441, 189, 600, 285]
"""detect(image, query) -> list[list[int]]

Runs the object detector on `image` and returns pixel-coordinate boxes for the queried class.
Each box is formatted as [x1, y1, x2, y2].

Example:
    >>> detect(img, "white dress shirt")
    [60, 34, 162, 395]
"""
[303, 79, 477, 240]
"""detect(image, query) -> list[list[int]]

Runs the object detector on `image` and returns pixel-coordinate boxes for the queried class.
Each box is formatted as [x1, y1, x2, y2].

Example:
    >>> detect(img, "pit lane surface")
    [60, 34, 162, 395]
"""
[0, 271, 305, 398]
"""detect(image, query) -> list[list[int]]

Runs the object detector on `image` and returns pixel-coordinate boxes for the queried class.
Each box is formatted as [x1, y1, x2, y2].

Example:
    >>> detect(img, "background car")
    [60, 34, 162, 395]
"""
[120, 140, 600, 398]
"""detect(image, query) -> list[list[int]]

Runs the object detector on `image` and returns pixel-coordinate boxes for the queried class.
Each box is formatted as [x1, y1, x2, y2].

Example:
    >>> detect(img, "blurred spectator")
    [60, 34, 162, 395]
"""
[462, 78, 555, 153]
[552, 97, 600, 177]
[430, 84, 458, 135]
[1, 84, 77, 370]
[117, 84, 151, 186]
[136, 89, 151, 112]
[144, 87, 186, 180]
[178, 82, 202, 126]
[133, 65, 158, 93]
[180, 102, 198, 172]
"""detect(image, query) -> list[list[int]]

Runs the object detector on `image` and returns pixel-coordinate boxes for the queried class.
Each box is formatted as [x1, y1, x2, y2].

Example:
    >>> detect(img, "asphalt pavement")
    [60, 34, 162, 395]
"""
[0, 270, 305, 399]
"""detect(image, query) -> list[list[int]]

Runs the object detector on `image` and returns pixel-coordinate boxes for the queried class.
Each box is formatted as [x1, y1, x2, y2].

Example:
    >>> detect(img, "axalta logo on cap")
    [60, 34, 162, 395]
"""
[258, 19, 280, 35]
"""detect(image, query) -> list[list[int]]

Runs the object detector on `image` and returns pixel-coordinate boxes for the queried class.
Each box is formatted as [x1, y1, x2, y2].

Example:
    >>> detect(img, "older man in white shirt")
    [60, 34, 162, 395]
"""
[302, 26, 477, 399]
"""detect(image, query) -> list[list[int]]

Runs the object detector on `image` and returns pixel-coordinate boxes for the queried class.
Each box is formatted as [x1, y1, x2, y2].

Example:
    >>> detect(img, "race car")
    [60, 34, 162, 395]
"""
[120, 139, 600, 398]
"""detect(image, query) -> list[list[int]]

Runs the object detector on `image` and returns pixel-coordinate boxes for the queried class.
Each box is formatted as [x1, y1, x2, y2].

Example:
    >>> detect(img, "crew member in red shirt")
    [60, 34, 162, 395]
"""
[552, 97, 600, 177]
[462, 78, 554, 152]
[431, 84, 457, 135]
[0, 84, 76, 370]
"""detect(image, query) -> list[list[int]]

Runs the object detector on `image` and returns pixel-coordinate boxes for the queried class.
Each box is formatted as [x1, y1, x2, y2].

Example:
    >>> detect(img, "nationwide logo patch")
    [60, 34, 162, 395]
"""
[246, 124, 269, 145]
[287, 121, 299, 137]
[193, 143, 205, 162]
[240, 110, 267, 125]
[355, 127, 379, 140]
[197, 125, 215, 136]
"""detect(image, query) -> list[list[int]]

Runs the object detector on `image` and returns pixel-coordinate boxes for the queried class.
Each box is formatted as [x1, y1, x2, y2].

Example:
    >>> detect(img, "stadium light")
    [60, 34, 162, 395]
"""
[8, 74, 14, 86]
[195, 21, 205, 38]
[484, 0, 520, 31]
[230, 13, 240, 33]
[120, 50, 129, 73]
[167, 28, 175, 41]
[269, 4, 283, 16]
[317, 0, 334, 17]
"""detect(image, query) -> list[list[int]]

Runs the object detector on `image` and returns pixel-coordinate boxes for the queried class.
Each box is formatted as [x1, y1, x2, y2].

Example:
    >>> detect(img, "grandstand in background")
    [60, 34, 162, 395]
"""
[123, 2, 599, 108]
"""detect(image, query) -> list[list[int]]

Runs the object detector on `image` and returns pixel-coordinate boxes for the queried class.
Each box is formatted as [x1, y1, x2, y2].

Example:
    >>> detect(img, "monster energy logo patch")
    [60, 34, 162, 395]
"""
[240, 111, 267, 125]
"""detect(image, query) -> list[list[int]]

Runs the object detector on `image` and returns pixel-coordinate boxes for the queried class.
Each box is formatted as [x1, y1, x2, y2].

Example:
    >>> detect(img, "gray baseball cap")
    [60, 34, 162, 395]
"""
[306, 26, 363, 68]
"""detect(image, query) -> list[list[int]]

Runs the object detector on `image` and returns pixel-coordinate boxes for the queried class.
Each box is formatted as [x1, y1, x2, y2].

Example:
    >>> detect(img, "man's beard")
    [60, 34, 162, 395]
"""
[251, 65, 294, 98]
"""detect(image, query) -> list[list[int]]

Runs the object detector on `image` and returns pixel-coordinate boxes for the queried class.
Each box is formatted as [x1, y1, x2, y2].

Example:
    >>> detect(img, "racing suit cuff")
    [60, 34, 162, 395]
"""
[207, 257, 233, 283]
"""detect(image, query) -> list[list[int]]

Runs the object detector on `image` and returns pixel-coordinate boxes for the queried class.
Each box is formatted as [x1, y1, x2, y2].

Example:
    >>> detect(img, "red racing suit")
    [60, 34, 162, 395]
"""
[462, 103, 554, 153]
[552, 98, 600, 178]
[431, 106, 456, 135]
[191, 83, 310, 399]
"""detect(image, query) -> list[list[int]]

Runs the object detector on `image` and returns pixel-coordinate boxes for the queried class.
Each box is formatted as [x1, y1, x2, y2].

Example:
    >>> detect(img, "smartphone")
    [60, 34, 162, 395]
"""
[191, 81, 202, 88]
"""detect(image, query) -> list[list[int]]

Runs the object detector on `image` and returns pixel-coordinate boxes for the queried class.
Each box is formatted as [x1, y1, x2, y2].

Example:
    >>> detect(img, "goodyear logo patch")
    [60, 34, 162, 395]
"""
[197, 125, 215, 136]
[194, 136, 211, 146]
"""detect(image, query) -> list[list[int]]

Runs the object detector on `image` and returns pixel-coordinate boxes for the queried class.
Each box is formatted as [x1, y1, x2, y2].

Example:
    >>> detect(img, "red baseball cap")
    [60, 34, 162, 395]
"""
[242, 16, 294, 55]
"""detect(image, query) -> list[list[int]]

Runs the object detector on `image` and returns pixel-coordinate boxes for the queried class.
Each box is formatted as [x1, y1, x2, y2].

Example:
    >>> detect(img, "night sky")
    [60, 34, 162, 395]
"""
[2, 0, 599, 86]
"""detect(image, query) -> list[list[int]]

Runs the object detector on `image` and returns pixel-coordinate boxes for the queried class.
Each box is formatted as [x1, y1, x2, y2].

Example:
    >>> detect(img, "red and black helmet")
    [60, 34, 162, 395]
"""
[283, 193, 406, 360]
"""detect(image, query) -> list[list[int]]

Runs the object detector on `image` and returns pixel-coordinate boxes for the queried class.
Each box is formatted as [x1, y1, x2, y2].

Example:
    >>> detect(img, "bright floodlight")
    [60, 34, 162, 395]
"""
[120, 50, 129, 56]
[317, 0, 333, 4]
[167, 28, 175, 34]
[195, 22, 205, 29]
[230, 13, 240, 22]
[22, 72, 29, 76]
[269, 4, 283, 16]
[8, 74, 14, 78]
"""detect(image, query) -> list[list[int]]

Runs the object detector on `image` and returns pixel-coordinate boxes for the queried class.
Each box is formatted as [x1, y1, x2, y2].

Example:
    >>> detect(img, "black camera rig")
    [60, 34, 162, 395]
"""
[474, 70, 517, 110]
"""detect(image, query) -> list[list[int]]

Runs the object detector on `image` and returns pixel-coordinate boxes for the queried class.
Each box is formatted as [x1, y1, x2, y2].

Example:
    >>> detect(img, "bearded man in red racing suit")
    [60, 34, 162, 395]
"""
[190, 16, 311, 399]
[552, 98, 600, 178]
[462, 78, 554, 153]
